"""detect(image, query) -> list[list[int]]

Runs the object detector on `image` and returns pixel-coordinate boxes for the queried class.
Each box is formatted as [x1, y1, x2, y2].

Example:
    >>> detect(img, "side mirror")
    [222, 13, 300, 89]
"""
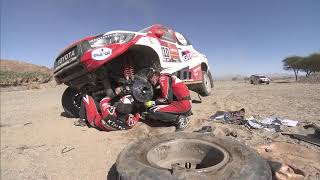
[152, 28, 165, 38]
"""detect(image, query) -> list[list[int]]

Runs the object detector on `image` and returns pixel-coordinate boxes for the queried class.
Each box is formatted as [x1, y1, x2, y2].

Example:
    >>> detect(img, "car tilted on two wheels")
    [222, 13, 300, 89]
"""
[53, 24, 214, 117]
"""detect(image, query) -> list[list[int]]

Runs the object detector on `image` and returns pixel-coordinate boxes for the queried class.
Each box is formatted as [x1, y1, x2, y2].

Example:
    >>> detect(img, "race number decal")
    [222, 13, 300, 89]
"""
[161, 46, 171, 61]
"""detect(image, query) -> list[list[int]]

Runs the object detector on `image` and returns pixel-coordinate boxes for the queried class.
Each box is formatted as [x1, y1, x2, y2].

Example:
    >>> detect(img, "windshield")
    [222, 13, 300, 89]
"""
[258, 76, 266, 78]
[89, 34, 112, 47]
[138, 26, 152, 33]
[88, 33, 134, 48]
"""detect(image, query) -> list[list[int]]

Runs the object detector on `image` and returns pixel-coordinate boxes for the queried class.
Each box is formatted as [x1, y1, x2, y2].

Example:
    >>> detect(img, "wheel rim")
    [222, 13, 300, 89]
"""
[73, 93, 82, 109]
[204, 73, 211, 93]
[147, 139, 229, 173]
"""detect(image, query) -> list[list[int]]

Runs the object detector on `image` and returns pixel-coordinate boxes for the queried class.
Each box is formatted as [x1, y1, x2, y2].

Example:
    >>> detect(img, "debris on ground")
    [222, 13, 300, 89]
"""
[256, 142, 320, 179]
[273, 163, 305, 180]
[209, 109, 298, 132]
[193, 126, 214, 133]
[61, 146, 75, 154]
[246, 116, 298, 132]
[282, 124, 320, 147]
[208, 108, 246, 124]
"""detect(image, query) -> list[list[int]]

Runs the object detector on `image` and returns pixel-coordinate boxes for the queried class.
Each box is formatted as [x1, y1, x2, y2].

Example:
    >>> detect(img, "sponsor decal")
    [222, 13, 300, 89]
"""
[175, 32, 188, 45]
[106, 119, 125, 130]
[182, 50, 192, 61]
[167, 43, 180, 61]
[91, 47, 112, 60]
[160, 40, 180, 62]
[182, 50, 197, 61]
[56, 49, 76, 68]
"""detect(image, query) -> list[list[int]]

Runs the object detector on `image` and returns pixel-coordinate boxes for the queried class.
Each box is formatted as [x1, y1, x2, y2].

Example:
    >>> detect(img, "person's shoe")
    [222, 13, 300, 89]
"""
[140, 112, 148, 120]
[175, 115, 190, 131]
[74, 119, 87, 127]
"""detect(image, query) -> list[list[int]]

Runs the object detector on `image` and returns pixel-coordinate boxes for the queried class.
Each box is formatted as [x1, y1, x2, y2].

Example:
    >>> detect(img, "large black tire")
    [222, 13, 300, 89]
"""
[116, 132, 272, 180]
[197, 71, 213, 96]
[62, 87, 82, 118]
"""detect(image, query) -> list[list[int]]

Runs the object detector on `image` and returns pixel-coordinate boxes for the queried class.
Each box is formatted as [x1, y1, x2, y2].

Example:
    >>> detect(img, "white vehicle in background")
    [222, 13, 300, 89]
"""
[250, 75, 270, 85]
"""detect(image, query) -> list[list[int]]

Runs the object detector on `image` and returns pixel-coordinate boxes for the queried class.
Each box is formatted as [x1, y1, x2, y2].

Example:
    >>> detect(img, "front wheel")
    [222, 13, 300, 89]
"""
[62, 87, 82, 118]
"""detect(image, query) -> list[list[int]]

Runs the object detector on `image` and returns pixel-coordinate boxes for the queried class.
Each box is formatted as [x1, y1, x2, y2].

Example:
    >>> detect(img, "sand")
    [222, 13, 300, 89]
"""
[1, 81, 320, 179]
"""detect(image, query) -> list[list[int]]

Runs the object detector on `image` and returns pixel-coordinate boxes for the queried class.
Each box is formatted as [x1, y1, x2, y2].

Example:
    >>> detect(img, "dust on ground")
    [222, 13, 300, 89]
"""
[1, 81, 320, 179]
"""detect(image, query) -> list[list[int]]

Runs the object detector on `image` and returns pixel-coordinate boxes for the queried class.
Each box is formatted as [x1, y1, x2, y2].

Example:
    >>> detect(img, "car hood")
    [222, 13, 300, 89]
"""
[260, 78, 270, 81]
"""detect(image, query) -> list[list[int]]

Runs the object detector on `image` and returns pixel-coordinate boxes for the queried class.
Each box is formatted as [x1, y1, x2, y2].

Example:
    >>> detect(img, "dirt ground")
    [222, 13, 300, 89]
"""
[1, 81, 320, 179]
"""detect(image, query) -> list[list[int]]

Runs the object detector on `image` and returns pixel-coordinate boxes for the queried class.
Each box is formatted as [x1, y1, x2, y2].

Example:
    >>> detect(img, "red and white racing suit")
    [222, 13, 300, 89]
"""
[79, 95, 140, 131]
[147, 75, 192, 123]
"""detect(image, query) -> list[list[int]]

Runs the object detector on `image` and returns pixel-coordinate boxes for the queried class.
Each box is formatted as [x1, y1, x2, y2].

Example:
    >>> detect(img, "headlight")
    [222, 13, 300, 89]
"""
[89, 33, 135, 48]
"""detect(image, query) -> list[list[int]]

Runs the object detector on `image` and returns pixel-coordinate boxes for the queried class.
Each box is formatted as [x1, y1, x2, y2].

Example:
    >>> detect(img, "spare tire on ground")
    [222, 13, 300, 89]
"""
[116, 132, 272, 180]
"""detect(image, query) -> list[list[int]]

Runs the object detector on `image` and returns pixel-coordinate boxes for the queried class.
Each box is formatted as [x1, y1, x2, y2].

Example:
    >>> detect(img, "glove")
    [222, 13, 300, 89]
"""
[145, 100, 155, 108]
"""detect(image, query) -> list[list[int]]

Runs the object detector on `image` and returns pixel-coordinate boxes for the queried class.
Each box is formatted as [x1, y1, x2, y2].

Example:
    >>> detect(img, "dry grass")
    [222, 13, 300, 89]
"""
[0, 60, 52, 87]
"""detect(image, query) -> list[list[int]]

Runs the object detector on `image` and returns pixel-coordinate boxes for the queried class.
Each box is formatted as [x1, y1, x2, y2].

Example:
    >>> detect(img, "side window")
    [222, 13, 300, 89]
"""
[160, 28, 176, 42]
[175, 32, 191, 46]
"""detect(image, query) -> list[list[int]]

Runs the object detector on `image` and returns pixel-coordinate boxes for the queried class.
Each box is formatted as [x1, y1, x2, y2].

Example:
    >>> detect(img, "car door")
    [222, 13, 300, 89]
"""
[174, 31, 203, 81]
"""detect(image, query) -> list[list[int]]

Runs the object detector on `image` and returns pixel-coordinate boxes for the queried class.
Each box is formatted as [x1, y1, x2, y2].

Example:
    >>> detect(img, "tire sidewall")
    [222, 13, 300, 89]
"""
[116, 133, 272, 180]
[62, 87, 82, 118]
[198, 71, 212, 96]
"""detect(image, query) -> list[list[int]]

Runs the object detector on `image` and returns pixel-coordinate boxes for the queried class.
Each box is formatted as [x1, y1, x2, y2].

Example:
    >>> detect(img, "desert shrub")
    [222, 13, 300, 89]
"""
[0, 70, 52, 86]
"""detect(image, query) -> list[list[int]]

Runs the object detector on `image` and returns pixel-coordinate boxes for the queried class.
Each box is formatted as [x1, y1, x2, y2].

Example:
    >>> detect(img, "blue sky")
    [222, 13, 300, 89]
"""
[1, 0, 319, 76]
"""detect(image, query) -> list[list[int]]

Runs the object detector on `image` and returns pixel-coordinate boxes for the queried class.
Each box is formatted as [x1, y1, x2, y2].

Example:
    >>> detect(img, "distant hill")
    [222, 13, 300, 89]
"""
[0, 60, 53, 87]
[1, 60, 52, 73]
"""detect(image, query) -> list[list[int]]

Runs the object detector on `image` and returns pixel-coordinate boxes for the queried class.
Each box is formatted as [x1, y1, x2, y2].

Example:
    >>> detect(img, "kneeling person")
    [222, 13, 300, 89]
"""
[78, 94, 140, 131]
[145, 68, 192, 131]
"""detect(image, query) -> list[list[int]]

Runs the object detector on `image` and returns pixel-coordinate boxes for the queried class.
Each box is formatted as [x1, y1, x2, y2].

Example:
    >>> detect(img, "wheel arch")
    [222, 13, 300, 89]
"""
[201, 62, 208, 72]
[128, 45, 162, 69]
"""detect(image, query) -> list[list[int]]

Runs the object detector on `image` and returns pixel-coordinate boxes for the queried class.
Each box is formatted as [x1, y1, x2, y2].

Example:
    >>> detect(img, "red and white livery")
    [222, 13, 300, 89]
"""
[53, 24, 213, 118]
